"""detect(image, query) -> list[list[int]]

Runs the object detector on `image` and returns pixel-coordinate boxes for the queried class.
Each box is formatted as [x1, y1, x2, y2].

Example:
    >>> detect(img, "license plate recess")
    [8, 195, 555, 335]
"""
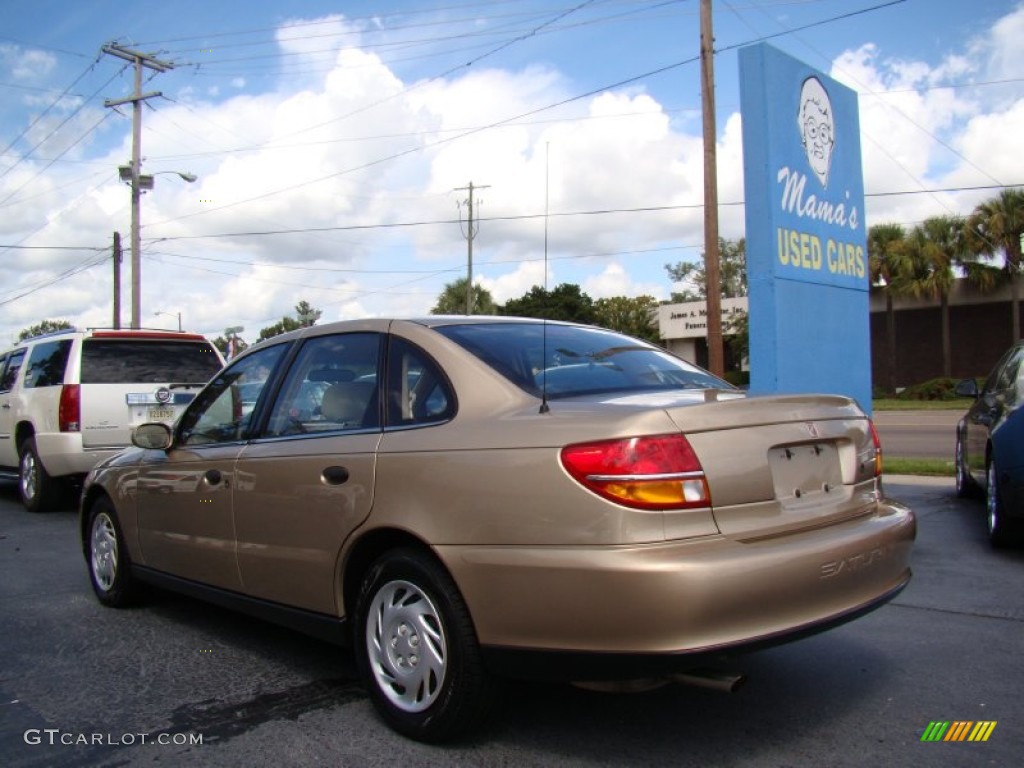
[769, 441, 842, 505]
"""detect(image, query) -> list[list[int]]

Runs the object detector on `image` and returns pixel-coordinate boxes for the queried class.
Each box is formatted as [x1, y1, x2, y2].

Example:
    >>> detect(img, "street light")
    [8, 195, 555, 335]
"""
[119, 166, 197, 329]
[154, 310, 182, 332]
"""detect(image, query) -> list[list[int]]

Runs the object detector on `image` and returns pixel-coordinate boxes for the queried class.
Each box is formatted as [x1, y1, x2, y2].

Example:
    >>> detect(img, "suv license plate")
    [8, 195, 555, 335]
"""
[147, 407, 176, 422]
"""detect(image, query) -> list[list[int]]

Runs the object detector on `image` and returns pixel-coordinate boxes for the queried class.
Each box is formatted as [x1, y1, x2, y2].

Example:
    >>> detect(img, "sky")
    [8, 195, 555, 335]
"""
[1, 0, 1022, 346]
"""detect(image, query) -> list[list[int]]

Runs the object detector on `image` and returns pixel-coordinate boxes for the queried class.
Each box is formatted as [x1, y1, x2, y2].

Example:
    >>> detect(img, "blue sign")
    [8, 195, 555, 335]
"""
[739, 43, 872, 413]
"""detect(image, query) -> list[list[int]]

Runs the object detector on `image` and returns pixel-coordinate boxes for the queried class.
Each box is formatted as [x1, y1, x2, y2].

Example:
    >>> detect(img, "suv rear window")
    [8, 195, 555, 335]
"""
[81, 339, 222, 385]
[436, 322, 731, 399]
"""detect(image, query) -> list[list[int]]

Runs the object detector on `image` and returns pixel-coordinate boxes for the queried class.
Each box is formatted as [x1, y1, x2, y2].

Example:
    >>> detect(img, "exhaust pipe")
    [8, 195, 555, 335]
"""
[670, 668, 746, 693]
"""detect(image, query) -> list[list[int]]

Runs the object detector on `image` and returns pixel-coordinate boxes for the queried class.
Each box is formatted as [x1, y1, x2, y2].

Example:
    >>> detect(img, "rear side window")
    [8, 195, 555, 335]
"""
[24, 340, 72, 388]
[0, 349, 26, 392]
[386, 337, 455, 427]
[436, 322, 731, 399]
[81, 340, 222, 384]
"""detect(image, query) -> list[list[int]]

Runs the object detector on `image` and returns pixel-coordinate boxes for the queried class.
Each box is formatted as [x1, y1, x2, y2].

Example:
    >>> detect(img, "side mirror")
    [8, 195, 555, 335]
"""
[132, 422, 174, 450]
[954, 379, 979, 399]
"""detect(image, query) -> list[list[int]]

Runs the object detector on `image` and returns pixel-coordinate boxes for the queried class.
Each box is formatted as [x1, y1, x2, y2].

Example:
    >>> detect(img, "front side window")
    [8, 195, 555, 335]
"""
[179, 343, 287, 446]
[265, 333, 382, 437]
[24, 340, 72, 388]
[0, 349, 26, 392]
[436, 322, 730, 399]
[991, 345, 1024, 395]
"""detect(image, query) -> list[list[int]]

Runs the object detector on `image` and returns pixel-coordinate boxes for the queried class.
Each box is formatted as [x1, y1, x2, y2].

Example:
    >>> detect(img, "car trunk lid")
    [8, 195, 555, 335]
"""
[661, 393, 880, 539]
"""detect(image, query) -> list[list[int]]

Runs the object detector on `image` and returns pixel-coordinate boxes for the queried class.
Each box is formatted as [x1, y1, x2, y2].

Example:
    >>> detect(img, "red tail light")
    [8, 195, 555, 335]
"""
[59, 384, 80, 432]
[560, 434, 711, 510]
[868, 419, 883, 477]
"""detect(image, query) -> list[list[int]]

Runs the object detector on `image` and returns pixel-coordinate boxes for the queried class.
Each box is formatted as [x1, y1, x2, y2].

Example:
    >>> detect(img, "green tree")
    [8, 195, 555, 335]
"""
[259, 300, 322, 342]
[294, 300, 322, 327]
[720, 307, 753, 370]
[965, 188, 1024, 340]
[902, 216, 966, 377]
[501, 283, 597, 324]
[724, 309, 748, 366]
[18, 319, 73, 341]
[431, 277, 497, 315]
[593, 295, 660, 343]
[665, 237, 746, 301]
[212, 335, 249, 359]
[868, 223, 912, 394]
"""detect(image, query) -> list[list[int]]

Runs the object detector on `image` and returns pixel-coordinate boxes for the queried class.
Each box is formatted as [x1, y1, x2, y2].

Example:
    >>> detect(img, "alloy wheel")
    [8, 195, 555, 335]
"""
[19, 450, 38, 504]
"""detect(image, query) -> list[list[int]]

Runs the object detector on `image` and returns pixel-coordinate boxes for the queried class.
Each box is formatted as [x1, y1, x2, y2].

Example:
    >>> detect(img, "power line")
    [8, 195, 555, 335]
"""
[0, 110, 116, 211]
[140, 182, 1020, 243]
[0, 56, 101, 162]
[0, 67, 122, 185]
[0, 250, 109, 307]
[142, 0, 913, 232]
[4, 182, 1019, 255]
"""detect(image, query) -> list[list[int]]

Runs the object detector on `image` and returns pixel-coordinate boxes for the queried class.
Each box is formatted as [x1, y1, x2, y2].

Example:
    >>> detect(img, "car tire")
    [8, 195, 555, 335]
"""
[986, 457, 1021, 548]
[86, 497, 141, 607]
[18, 437, 60, 513]
[354, 547, 499, 743]
[954, 429, 975, 498]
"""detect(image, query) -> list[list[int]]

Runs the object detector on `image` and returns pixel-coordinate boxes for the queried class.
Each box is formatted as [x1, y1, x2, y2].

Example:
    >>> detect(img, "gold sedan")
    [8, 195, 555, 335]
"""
[80, 317, 915, 742]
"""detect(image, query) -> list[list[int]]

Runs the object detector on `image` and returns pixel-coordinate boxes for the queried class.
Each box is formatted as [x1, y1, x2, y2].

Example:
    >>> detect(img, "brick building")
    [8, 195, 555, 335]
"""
[870, 278, 1020, 388]
[657, 278, 1019, 388]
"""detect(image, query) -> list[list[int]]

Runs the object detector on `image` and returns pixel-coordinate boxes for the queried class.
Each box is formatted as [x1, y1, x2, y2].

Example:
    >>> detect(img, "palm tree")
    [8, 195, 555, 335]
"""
[431, 277, 497, 315]
[868, 223, 911, 393]
[902, 216, 964, 377]
[965, 188, 1024, 341]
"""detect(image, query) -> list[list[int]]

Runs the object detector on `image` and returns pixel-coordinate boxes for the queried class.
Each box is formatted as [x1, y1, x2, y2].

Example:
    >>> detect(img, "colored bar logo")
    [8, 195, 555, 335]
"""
[921, 721, 997, 742]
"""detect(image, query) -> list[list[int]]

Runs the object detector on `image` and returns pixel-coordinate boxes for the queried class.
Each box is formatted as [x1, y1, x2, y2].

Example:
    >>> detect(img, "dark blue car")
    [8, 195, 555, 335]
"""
[955, 341, 1024, 547]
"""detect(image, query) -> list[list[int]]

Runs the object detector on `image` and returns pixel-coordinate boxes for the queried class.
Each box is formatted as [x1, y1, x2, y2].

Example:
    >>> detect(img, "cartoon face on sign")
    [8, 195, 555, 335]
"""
[798, 77, 834, 188]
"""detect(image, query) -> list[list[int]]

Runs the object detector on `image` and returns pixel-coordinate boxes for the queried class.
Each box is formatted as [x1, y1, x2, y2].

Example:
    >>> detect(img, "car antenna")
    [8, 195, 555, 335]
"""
[539, 142, 551, 415]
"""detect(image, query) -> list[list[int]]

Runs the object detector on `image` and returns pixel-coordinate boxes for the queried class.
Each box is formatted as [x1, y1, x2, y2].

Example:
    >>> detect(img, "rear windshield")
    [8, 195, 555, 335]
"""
[81, 339, 222, 385]
[435, 322, 731, 399]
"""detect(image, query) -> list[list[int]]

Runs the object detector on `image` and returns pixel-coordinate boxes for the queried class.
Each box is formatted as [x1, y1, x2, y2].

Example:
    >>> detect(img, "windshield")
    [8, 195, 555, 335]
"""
[436, 322, 732, 399]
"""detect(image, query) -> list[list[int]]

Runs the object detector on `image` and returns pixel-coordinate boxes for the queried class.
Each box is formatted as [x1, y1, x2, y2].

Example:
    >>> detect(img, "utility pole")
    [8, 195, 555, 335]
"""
[455, 181, 490, 314]
[700, 0, 724, 377]
[102, 43, 174, 329]
[112, 231, 122, 329]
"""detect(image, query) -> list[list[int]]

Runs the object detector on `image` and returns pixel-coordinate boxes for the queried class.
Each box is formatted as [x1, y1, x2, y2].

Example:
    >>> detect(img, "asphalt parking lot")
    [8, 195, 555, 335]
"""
[1, 477, 1021, 767]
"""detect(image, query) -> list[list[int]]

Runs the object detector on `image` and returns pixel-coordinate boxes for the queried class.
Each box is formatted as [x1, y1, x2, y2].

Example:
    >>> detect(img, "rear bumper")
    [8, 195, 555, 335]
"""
[481, 577, 909, 681]
[437, 498, 915, 679]
[33, 433, 120, 477]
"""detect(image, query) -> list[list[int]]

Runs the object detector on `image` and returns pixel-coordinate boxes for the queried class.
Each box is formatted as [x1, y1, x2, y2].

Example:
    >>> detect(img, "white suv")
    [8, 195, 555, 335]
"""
[0, 328, 224, 511]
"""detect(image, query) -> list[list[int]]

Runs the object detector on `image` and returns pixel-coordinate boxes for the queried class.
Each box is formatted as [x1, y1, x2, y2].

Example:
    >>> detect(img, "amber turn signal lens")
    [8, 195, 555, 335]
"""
[560, 434, 711, 510]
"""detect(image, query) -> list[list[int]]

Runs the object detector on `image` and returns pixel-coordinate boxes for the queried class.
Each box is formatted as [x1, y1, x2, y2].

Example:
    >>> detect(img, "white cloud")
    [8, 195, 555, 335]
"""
[0, 44, 57, 81]
[583, 263, 667, 301]
[3, 5, 1024, 346]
